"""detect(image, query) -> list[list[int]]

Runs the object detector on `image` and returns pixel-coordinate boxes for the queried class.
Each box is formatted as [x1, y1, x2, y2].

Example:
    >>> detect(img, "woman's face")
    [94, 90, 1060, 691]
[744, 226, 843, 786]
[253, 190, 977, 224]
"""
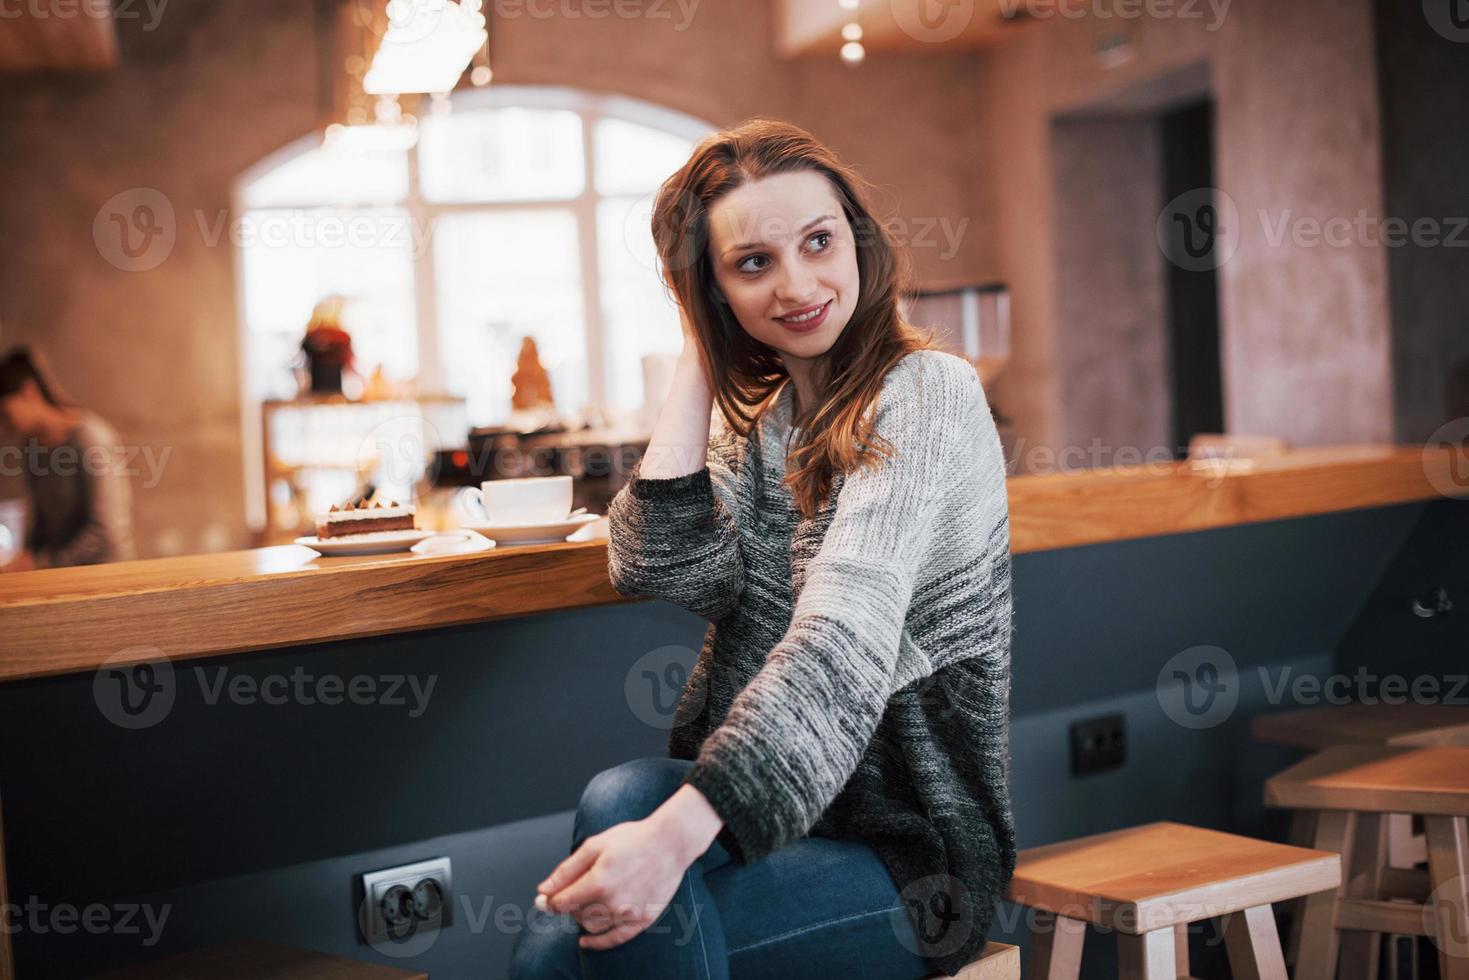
[705, 170, 860, 364]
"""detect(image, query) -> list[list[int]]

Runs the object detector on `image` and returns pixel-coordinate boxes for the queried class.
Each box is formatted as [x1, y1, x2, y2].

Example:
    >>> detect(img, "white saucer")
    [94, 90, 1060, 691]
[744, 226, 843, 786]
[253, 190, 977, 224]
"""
[459, 512, 600, 545]
[294, 529, 441, 556]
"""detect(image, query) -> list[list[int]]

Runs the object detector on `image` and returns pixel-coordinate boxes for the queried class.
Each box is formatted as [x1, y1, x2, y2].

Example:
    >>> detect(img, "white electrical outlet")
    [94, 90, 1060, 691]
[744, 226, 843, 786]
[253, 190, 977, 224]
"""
[358, 856, 453, 945]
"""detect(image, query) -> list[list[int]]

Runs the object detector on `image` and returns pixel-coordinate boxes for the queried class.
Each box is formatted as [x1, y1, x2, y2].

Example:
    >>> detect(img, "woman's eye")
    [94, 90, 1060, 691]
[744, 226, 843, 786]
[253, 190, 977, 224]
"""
[737, 254, 768, 274]
[808, 231, 832, 251]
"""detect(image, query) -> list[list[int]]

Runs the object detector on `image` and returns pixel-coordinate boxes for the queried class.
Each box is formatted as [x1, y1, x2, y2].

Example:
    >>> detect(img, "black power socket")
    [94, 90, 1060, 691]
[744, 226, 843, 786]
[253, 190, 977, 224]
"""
[1070, 713, 1127, 775]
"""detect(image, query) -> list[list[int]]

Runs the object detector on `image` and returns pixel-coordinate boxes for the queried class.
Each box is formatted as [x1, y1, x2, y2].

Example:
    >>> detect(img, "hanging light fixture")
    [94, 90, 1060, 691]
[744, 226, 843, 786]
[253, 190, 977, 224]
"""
[837, 0, 863, 66]
[363, 0, 488, 96]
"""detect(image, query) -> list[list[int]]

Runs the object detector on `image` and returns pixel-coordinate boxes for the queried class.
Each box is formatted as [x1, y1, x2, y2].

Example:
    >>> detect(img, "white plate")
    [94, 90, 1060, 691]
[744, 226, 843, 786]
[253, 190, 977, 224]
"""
[410, 530, 496, 555]
[459, 512, 600, 545]
[294, 529, 440, 556]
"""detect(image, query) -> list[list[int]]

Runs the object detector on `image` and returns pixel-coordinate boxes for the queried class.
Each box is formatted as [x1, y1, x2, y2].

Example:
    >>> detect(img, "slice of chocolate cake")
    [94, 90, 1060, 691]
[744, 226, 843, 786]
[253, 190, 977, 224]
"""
[316, 500, 417, 539]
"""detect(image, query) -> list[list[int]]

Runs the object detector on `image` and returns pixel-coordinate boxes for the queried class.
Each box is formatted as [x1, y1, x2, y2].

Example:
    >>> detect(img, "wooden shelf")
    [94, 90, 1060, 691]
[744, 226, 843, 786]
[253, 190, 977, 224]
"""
[0, 444, 1459, 684]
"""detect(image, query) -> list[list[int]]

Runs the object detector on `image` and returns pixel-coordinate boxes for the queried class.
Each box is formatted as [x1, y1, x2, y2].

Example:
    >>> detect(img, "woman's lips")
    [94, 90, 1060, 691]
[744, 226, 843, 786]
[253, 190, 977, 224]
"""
[774, 299, 832, 333]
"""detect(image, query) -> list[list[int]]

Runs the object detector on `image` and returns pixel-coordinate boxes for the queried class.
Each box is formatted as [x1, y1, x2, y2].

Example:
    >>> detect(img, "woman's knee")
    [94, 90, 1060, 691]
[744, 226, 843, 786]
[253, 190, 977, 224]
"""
[575, 757, 693, 839]
[507, 909, 582, 980]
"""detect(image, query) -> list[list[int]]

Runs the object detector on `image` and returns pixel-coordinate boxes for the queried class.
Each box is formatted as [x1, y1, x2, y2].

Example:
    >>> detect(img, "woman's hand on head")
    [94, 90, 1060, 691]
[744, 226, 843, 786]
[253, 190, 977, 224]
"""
[678, 302, 698, 351]
[534, 816, 692, 951]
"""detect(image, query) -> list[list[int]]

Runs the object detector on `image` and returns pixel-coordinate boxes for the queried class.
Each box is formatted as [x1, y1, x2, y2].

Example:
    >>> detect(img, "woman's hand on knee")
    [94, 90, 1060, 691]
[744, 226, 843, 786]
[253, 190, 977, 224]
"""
[535, 816, 690, 951]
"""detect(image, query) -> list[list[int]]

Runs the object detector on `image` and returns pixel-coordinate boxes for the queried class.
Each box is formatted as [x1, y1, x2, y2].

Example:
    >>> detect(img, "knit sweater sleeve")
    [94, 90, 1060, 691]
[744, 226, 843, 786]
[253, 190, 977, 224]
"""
[604, 406, 745, 622]
[681, 353, 992, 865]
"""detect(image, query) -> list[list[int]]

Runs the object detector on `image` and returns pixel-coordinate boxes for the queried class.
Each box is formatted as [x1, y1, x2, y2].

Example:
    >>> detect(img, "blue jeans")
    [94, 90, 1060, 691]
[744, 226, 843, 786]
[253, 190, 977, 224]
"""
[507, 757, 933, 980]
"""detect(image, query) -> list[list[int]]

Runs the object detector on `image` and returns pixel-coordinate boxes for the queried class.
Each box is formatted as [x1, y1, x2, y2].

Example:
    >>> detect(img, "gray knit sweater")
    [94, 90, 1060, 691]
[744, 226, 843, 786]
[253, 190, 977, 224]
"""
[606, 349, 1015, 977]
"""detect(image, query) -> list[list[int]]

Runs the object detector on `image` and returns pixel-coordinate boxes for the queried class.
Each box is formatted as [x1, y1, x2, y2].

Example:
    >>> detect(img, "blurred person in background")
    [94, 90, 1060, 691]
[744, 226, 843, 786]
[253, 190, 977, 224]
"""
[0, 346, 136, 570]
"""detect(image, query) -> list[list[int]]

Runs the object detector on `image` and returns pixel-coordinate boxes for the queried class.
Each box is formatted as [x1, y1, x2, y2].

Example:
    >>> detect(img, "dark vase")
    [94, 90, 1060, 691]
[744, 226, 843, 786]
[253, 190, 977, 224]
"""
[308, 358, 343, 394]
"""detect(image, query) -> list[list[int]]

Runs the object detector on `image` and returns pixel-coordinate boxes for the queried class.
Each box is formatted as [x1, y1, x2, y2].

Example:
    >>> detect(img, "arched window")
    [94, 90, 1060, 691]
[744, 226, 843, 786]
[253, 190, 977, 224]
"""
[234, 86, 712, 529]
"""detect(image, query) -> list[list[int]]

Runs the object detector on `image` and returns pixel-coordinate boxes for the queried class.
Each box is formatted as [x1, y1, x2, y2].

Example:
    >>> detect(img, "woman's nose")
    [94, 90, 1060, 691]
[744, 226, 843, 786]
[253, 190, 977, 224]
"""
[775, 267, 818, 304]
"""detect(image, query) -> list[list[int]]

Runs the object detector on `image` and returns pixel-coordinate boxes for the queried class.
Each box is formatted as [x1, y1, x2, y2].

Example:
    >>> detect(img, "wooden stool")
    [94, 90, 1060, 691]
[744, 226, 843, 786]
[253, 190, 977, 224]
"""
[1006, 821, 1340, 980]
[1254, 704, 1469, 964]
[1266, 745, 1469, 980]
[94, 940, 428, 978]
[925, 941, 1021, 980]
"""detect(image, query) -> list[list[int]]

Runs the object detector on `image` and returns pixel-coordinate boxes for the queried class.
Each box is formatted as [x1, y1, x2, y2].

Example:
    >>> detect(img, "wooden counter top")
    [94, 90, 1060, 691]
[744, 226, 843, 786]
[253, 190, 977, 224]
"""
[0, 444, 1460, 683]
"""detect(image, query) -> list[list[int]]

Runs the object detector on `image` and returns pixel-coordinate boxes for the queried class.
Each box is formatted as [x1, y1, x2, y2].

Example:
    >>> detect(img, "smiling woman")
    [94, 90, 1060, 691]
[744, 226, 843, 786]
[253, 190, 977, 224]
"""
[510, 119, 1016, 980]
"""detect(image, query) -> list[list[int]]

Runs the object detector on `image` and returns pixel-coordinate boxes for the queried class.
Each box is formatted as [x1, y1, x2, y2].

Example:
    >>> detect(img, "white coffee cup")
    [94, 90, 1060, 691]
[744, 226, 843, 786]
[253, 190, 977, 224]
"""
[460, 476, 573, 525]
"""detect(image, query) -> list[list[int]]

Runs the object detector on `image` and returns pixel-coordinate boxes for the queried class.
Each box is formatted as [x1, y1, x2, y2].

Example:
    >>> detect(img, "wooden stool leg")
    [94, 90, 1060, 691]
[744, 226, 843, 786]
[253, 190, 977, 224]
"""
[1424, 815, 1469, 980]
[1119, 928, 1176, 980]
[1028, 911, 1086, 980]
[1288, 808, 1320, 967]
[1341, 813, 1388, 980]
[1298, 809, 1357, 980]
[1174, 923, 1190, 978]
[1222, 905, 1289, 980]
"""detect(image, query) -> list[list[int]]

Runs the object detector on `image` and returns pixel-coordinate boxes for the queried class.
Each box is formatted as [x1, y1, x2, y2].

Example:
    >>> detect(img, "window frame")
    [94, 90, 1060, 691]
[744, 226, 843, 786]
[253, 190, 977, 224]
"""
[232, 85, 714, 531]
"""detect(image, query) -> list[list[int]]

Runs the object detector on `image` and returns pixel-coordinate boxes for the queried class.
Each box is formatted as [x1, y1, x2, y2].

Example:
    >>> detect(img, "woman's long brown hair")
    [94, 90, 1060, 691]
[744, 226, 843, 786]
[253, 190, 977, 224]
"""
[0, 345, 76, 408]
[652, 119, 942, 519]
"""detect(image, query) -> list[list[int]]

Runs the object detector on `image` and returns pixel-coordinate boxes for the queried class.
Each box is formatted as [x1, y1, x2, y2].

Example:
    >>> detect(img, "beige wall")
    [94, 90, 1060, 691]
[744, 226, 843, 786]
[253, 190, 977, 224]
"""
[979, 0, 1393, 462]
[0, 0, 989, 558]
